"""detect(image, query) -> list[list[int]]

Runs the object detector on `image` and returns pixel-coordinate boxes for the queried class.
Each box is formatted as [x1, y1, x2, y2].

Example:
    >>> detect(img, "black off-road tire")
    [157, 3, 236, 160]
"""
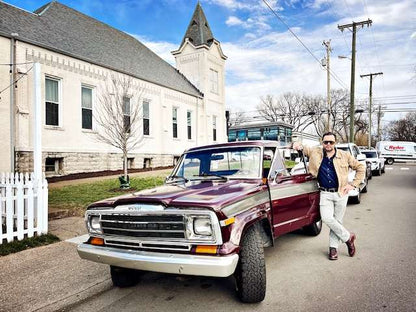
[362, 181, 368, 193]
[303, 220, 322, 236]
[110, 266, 140, 288]
[349, 192, 361, 204]
[234, 225, 266, 303]
[373, 168, 381, 176]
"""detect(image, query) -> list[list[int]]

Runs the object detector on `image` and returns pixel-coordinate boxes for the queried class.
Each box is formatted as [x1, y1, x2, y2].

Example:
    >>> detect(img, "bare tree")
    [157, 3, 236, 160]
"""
[257, 90, 374, 143]
[257, 93, 326, 133]
[327, 89, 369, 143]
[227, 110, 246, 128]
[94, 74, 145, 187]
[385, 112, 416, 141]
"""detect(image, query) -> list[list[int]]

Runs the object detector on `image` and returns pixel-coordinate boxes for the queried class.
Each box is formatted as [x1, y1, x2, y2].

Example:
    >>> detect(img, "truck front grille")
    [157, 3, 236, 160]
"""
[86, 209, 222, 252]
[101, 214, 186, 239]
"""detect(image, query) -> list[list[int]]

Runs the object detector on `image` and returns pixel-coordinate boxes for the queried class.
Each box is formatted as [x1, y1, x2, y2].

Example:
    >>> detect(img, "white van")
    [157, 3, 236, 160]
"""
[376, 141, 416, 165]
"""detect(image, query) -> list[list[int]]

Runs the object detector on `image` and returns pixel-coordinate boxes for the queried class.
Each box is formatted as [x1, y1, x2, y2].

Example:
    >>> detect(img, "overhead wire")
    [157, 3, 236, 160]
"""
[0, 61, 34, 66]
[261, 0, 349, 89]
[0, 65, 34, 95]
[361, 0, 387, 98]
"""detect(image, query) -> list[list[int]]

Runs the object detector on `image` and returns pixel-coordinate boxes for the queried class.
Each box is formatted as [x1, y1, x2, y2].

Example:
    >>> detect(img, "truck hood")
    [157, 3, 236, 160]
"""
[88, 180, 264, 211]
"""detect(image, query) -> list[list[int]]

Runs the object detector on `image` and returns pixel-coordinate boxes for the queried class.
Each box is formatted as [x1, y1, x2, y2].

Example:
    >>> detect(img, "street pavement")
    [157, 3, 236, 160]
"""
[0, 164, 415, 312]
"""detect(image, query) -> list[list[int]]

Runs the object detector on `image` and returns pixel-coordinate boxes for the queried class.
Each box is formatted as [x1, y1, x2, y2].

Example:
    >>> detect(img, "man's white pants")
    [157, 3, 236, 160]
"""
[319, 191, 350, 248]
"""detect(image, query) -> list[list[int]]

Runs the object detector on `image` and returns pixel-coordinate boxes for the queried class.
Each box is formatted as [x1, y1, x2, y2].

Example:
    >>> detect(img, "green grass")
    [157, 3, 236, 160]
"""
[285, 160, 297, 169]
[0, 234, 60, 256]
[49, 176, 165, 215]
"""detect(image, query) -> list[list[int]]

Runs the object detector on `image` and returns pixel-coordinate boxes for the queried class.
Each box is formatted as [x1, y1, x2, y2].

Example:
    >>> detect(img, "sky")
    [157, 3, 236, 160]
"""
[6, 0, 416, 124]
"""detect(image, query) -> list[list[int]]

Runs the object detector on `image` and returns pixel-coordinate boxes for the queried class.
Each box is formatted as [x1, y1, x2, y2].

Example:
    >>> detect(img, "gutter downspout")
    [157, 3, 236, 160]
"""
[196, 97, 199, 146]
[10, 33, 18, 172]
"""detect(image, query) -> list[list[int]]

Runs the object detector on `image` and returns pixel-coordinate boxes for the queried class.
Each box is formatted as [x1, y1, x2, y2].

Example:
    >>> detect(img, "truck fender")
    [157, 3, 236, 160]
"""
[229, 210, 273, 248]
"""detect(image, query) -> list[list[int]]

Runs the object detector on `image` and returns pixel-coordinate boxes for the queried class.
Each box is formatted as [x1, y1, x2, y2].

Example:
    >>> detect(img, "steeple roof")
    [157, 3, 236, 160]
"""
[181, 2, 214, 47]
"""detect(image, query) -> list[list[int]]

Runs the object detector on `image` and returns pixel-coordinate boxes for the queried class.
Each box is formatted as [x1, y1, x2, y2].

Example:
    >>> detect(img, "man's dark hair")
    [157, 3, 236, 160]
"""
[322, 132, 337, 141]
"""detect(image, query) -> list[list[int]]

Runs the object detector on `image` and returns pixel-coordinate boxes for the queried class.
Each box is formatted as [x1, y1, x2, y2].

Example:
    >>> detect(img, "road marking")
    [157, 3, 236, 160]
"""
[386, 167, 393, 170]
[66, 234, 89, 244]
[400, 168, 409, 170]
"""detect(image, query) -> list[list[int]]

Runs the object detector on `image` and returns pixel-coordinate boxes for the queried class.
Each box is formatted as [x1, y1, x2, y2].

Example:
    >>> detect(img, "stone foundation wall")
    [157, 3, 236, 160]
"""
[15, 151, 176, 176]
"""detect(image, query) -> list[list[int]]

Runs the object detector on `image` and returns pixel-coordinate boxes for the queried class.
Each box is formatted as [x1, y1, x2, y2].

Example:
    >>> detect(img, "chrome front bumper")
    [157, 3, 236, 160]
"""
[77, 243, 239, 277]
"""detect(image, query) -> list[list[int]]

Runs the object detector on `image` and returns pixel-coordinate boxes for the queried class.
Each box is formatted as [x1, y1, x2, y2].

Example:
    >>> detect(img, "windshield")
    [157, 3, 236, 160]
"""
[362, 151, 377, 158]
[168, 146, 262, 182]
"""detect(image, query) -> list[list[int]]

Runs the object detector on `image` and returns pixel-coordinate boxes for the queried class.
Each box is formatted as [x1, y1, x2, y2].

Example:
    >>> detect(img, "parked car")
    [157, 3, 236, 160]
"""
[77, 141, 322, 303]
[360, 148, 385, 176]
[333, 143, 369, 204]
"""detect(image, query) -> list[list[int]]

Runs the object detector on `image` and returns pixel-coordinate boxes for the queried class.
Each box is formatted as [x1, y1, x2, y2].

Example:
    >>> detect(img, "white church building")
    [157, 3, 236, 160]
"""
[0, 1, 227, 176]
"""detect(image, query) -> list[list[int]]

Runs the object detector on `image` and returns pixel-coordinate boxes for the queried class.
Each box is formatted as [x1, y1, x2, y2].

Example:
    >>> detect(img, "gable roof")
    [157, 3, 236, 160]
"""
[0, 1, 202, 97]
[180, 2, 214, 48]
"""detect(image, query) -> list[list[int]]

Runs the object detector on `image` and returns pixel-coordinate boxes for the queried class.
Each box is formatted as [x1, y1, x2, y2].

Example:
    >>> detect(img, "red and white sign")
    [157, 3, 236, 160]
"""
[385, 145, 405, 151]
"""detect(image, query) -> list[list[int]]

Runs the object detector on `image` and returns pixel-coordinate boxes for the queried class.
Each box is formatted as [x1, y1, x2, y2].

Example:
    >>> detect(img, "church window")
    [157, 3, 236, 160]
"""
[210, 69, 219, 94]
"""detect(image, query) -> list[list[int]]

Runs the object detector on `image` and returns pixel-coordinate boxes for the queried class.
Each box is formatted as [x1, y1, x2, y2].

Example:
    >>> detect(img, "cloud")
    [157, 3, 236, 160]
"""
[130, 0, 416, 123]
[226, 16, 244, 26]
[131, 34, 177, 66]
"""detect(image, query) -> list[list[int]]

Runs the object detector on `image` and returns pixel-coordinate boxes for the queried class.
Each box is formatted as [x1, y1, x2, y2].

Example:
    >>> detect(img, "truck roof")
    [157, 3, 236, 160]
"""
[186, 140, 284, 152]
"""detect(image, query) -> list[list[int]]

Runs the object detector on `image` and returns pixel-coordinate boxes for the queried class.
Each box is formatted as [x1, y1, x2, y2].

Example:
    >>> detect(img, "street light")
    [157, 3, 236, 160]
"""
[338, 55, 351, 60]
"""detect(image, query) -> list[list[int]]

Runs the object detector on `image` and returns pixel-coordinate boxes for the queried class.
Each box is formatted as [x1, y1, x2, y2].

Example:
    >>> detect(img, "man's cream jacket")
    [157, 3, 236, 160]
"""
[301, 145, 366, 194]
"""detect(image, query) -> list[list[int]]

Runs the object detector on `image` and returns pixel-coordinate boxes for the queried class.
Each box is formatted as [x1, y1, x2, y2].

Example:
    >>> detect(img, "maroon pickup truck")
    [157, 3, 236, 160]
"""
[77, 141, 321, 303]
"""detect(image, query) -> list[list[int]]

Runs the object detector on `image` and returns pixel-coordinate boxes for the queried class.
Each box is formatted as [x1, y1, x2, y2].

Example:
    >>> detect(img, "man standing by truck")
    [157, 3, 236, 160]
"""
[293, 132, 365, 260]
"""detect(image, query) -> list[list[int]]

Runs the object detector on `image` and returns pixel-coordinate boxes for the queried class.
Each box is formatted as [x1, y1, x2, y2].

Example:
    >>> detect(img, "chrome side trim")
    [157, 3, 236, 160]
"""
[269, 181, 318, 201]
[222, 190, 270, 217]
[77, 243, 239, 277]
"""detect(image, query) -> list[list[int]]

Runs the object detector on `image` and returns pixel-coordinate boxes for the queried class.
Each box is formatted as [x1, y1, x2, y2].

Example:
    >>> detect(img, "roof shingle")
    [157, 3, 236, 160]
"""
[0, 1, 202, 97]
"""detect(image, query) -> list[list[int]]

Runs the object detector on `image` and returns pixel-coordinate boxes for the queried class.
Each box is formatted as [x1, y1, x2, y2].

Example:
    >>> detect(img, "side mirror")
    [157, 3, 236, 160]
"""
[274, 169, 288, 183]
[357, 154, 366, 161]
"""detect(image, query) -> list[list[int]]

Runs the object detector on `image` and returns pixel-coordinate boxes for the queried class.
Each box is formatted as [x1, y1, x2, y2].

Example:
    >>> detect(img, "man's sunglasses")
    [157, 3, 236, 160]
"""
[323, 141, 335, 145]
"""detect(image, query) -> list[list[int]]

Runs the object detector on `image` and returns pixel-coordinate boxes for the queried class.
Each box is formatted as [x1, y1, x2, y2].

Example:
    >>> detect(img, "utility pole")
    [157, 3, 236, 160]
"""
[377, 105, 382, 142]
[323, 40, 332, 132]
[338, 19, 372, 143]
[360, 72, 383, 148]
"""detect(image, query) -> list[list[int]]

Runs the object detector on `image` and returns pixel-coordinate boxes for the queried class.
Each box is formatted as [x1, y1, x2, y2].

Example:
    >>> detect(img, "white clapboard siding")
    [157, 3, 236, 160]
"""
[0, 172, 48, 244]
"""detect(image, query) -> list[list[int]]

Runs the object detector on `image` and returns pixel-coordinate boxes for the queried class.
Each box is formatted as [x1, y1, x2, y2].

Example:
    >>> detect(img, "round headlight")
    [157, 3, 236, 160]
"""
[193, 218, 212, 236]
[90, 216, 101, 231]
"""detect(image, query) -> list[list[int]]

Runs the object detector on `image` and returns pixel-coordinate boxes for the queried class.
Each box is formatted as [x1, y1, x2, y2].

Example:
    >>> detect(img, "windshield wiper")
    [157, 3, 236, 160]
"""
[166, 175, 189, 183]
[193, 173, 228, 181]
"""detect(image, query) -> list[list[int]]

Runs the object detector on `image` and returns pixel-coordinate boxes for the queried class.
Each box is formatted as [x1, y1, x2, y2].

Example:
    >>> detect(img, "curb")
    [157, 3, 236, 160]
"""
[48, 209, 80, 221]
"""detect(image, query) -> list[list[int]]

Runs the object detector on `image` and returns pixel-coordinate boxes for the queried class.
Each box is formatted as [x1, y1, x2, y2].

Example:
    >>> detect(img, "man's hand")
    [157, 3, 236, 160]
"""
[292, 142, 303, 151]
[342, 184, 355, 195]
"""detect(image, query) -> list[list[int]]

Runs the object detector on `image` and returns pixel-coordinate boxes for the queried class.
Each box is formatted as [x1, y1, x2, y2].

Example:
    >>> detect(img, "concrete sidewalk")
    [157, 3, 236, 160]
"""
[0, 168, 173, 312]
[0, 238, 111, 312]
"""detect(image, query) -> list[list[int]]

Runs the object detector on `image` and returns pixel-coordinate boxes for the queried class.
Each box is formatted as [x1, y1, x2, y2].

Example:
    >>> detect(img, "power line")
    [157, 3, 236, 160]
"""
[0, 65, 34, 95]
[0, 62, 34, 66]
[261, 0, 349, 89]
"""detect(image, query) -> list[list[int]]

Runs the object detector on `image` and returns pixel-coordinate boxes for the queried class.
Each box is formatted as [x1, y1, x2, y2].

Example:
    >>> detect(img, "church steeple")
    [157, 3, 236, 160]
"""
[181, 2, 214, 47]
[172, 1, 227, 145]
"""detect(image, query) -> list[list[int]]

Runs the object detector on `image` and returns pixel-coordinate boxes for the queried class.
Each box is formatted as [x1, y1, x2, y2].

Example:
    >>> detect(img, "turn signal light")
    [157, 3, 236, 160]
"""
[90, 237, 104, 246]
[195, 245, 217, 254]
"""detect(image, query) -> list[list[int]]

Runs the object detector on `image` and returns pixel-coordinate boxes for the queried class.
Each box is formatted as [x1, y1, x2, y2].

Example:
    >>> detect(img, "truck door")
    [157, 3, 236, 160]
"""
[268, 149, 318, 237]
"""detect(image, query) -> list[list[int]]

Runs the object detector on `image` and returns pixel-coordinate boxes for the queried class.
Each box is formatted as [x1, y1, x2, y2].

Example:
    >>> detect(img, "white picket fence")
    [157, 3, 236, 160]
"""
[0, 172, 48, 244]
